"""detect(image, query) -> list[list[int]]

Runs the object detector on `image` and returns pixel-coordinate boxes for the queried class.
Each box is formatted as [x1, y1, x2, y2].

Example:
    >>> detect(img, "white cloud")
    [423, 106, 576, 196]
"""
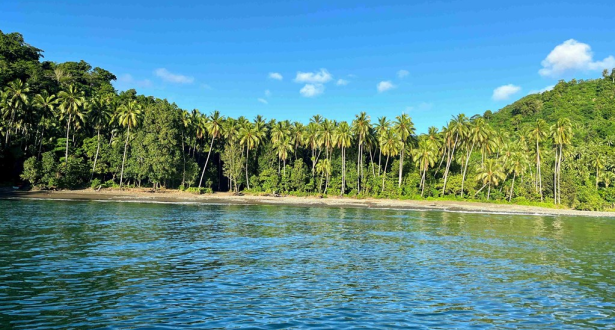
[154, 68, 194, 84]
[300, 84, 325, 97]
[295, 69, 332, 84]
[265, 89, 271, 97]
[258, 98, 268, 104]
[268, 72, 283, 80]
[539, 39, 615, 77]
[492, 84, 521, 101]
[336, 79, 349, 86]
[397, 70, 409, 78]
[377, 81, 396, 93]
[116, 74, 152, 88]
[529, 85, 555, 95]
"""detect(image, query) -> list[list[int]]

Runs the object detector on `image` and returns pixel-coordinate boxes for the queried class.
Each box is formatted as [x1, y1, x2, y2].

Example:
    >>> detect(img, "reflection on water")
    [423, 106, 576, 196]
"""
[1, 199, 614, 329]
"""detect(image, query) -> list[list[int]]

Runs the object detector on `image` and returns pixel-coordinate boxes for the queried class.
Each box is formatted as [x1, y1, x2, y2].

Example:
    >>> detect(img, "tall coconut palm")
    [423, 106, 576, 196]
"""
[461, 117, 490, 197]
[551, 118, 572, 204]
[412, 139, 438, 196]
[352, 112, 371, 192]
[58, 84, 86, 163]
[87, 95, 112, 178]
[590, 148, 605, 190]
[507, 152, 528, 201]
[374, 116, 390, 174]
[528, 119, 548, 201]
[334, 121, 352, 195]
[306, 121, 322, 174]
[222, 117, 241, 191]
[239, 122, 264, 189]
[3, 79, 30, 146]
[32, 91, 59, 156]
[315, 158, 331, 194]
[393, 114, 415, 188]
[379, 128, 401, 193]
[179, 110, 193, 186]
[274, 136, 293, 177]
[475, 158, 505, 200]
[442, 114, 468, 194]
[320, 119, 336, 161]
[290, 121, 305, 159]
[116, 100, 142, 189]
[198, 110, 223, 188]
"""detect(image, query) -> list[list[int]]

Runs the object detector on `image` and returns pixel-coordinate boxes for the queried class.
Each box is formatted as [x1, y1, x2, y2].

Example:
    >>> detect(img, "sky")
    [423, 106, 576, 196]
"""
[5, 0, 615, 133]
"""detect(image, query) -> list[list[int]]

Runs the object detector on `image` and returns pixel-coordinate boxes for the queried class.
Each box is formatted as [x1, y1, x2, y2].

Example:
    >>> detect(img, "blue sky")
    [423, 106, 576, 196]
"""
[5, 0, 615, 132]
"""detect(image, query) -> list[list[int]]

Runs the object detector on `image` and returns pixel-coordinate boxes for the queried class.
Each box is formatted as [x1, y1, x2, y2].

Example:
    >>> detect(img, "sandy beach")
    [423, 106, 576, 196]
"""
[1, 188, 613, 218]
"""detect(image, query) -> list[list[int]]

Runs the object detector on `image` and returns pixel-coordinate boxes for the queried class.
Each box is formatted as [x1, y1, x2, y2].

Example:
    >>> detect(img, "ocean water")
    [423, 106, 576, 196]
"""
[1, 199, 614, 329]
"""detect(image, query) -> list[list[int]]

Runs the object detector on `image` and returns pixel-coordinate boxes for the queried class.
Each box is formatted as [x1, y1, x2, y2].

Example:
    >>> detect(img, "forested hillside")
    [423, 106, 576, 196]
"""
[2, 30, 615, 210]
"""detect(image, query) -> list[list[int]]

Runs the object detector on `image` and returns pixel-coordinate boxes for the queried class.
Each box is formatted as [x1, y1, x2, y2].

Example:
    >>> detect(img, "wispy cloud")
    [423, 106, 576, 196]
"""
[258, 98, 268, 104]
[377, 81, 396, 93]
[154, 68, 194, 84]
[268, 72, 283, 80]
[295, 69, 332, 84]
[539, 39, 615, 77]
[116, 74, 152, 88]
[528, 85, 555, 95]
[300, 84, 325, 97]
[492, 84, 521, 101]
[397, 70, 409, 78]
[336, 79, 349, 86]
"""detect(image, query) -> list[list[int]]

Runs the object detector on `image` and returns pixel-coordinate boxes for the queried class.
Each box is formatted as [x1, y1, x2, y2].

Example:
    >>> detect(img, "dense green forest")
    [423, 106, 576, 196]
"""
[2, 30, 615, 210]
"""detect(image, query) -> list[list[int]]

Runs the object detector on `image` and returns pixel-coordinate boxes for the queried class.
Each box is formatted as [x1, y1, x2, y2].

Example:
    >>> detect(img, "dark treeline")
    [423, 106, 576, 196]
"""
[2, 30, 615, 210]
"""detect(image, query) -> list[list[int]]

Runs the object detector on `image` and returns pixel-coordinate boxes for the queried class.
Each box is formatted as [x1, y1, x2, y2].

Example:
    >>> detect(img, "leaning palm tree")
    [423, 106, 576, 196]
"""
[198, 110, 223, 188]
[461, 117, 490, 198]
[442, 114, 468, 194]
[393, 114, 415, 188]
[374, 116, 390, 174]
[379, 128, 401, 193]
[475, 158, 505, 200]
[58, 84, 86, 163]
[315, 158, 331, 194]
[589, 148, 605, 190]
[334, 121, 352, 195]
[239, 122, 261, 189]
[412, 139, 438, 196]
[507, 152, 528, 201]
[116, 100, 142, 189]
[87, 95, 112, 178]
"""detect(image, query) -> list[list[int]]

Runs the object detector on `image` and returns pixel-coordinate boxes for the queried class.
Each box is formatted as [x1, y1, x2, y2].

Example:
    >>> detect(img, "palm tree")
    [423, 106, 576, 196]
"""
[32, 91, 58, 157]
[179, 110, 193, 186]
[412, 139, 437, 196]
[290, 121, 305, 159]
[87, 95, 112, 178]
[239, 122, 263, 189]
[116, 100, 142, 189]
[461, 117, 490, 197]
[590, 148, 605, 190]
[507, 152, 528, 201]
[334, 121, 352, 195]
[352, 112, 371, 192]
[222, 117, 241, 192]
[528, 119, 548, 201]
[551, 118, 572, 204]
[3, 79, 30, 146]
[379, 128, 401, 193]
[198, 110, 223, 188]
[315, 158, 331, 193]
[274, 137, 293, 177]
[442, 114, 468, 194]
[374, 116, 390, 175]
[475, 158, 505, 200]
[306, 121, 322, 175]
[58, 84, 86, 163]
[393, 114, 415, 188]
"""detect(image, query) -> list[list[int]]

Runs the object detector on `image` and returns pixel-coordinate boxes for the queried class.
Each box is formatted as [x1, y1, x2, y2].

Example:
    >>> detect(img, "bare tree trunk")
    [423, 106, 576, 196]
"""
[460, 143, 475, 198]
[92, 128, 101, 180]
[398, 145, 404, 188]
[382, 155, 389, 193]
[65, 114, 72, 164]
[509, 173, 516, 202]
[245, 147, 250, 190]
[198, 136, 216, 188]
[442, 134, 459, 194]
[119, 126, 130, 189]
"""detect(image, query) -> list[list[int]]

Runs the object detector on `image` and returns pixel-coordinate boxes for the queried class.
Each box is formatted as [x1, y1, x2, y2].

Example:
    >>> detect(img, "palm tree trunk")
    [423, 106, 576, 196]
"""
[537, 146, 543, 202]
[382, 155, 390, 193]
[198, 136, 216, 188]
[442, 134, 459, 194]
[509, 173, 516, 202]
[119, 125, 130, 189]
[181, 133, 186, 187]
[65, 114, 72, 164]
[245, 147, 250, 190]
[92, 128, 101, 180]
[38, 126, 45, 159]
[487, 183, 491, 200]
[554, 148, 558, 204]
[357, 143, 361, 192]
[421, 167, 426, 197]
[558, 144, 563, 204]
[460, 143, 475, 198]
[398, 145, 404, 188]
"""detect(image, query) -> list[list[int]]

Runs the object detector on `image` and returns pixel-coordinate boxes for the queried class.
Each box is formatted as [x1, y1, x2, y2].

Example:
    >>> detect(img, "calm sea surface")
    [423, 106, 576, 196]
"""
[1, 199, 614, 329]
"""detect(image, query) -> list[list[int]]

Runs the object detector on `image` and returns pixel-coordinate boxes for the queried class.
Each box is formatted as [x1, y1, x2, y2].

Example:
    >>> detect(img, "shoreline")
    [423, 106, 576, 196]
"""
[1, 188, 614, 218]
